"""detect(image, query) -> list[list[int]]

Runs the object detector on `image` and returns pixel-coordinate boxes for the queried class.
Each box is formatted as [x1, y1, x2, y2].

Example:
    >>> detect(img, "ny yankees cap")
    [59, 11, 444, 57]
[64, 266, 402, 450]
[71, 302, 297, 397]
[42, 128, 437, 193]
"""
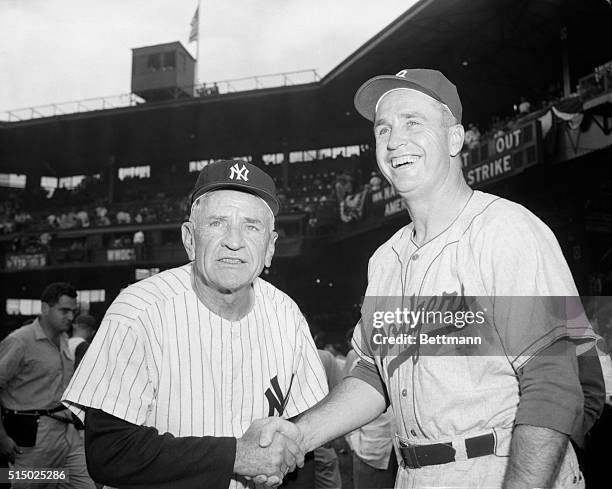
[190, 159, 280, 216]
[354, 68, 462, 123]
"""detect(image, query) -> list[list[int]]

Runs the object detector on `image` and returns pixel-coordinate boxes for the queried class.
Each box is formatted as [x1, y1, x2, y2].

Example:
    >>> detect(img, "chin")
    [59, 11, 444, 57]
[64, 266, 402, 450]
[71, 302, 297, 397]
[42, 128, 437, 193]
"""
[218, 279, 252, 294]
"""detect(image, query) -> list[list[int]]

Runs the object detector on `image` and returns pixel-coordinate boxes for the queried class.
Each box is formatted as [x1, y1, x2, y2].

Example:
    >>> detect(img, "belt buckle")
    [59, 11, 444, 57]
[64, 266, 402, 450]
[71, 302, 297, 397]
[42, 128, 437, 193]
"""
[401, 443, 422, 469]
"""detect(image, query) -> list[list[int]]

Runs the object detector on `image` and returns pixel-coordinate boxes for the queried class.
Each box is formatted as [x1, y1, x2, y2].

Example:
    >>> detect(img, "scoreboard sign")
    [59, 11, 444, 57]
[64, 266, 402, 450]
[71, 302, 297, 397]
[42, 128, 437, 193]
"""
[107, 248, 136, 262]
[461, 120, 541, 188]
[5, 253, 47, 270]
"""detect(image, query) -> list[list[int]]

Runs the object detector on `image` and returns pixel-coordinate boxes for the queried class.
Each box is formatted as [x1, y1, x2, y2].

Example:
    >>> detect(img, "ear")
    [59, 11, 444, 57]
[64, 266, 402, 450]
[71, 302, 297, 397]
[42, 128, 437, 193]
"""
[181, 222, 196, 261]
[264, 231, 278, 268]
[41, 302, 50, 315]
[448, 124, 465, 157]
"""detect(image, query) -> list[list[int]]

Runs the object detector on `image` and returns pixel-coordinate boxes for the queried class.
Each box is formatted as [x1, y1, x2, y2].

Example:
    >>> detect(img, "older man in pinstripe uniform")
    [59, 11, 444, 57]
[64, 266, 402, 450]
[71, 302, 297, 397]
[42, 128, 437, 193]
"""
[62, 160, 328, 489]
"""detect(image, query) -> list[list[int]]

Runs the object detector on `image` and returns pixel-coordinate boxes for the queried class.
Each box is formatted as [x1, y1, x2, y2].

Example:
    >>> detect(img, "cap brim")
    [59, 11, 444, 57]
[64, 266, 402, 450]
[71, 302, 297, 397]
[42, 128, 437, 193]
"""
[191, 182, 280, 216]
[354, 75, 445, 121]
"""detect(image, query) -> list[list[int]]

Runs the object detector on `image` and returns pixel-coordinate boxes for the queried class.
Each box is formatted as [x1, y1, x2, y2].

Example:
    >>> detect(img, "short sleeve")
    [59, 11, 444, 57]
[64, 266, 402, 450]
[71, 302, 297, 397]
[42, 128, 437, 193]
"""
[318, 350, 343, 390]
[62, 318, 155, 424]
[283, 314, 328, 418]
[0, 335, 25, 390]
[470, 203, 596, 369]
[351, 319, 376, 365]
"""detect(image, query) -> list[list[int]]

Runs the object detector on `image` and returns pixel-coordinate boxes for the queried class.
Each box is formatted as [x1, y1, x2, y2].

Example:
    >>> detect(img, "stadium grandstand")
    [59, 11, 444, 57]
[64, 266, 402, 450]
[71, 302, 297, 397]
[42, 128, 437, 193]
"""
[1, 0, 612, 350]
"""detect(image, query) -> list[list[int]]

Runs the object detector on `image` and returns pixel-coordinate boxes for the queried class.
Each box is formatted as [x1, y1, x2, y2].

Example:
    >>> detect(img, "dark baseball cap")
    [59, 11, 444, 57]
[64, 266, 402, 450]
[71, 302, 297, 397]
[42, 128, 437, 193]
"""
[354, 68, 462, 123]
[190, 159, 280, 216]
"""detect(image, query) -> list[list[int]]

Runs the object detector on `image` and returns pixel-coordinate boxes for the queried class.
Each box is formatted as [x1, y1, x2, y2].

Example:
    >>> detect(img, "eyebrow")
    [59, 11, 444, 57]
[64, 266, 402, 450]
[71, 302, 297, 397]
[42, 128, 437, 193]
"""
[59, 307, 78, 313]
[374, 111, 427, 128]
[205, 215, 264, 225]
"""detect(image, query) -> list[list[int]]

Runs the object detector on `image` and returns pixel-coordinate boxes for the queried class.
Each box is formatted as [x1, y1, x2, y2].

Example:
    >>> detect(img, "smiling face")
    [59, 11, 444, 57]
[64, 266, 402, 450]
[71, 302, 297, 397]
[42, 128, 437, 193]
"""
[373, 88, 459, 199]
[182, 190, 277, 297]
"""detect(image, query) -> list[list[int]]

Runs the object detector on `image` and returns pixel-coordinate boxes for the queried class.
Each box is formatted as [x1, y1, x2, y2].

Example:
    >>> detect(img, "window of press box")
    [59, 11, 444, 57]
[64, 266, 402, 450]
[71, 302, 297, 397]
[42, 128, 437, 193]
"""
[135, 268, 160, 281]
[6, 299, 41, 316]
[162, 51, 176, 70]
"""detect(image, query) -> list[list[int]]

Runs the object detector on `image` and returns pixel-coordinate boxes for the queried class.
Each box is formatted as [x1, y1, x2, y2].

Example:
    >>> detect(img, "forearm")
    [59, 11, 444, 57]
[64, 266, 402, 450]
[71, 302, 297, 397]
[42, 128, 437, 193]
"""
[85, 408, 236, 488]
[295, 377, 386, 452]
[503, 424, 569, 489]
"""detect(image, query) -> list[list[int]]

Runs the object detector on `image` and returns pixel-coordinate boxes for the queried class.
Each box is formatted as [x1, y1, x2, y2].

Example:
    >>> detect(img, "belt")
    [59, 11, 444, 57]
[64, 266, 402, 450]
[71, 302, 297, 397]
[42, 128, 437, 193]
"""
[399, 433, 495, 469]
[2, 405, 67, 417]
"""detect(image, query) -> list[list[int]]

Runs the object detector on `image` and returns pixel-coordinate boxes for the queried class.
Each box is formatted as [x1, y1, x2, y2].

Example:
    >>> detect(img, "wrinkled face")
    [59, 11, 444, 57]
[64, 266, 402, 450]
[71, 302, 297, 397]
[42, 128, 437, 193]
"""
[374, 89, 455, 198]
[42, 295, 78, 335]
[182, 190, 277, 295]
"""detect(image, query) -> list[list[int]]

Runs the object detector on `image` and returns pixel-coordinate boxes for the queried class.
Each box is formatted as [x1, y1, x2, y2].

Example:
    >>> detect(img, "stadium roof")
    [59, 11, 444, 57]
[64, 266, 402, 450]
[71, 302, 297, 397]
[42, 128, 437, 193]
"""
[1, 0, 611, 176]
[319, 0, 612, 125]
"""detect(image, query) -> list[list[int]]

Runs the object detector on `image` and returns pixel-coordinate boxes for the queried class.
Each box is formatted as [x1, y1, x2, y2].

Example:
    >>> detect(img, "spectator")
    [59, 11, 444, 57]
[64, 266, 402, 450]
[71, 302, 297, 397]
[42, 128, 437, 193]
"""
[518, 96, 531, 114]
[76, 209, 90, 228]
[40, 232, 52, 250]
[368, 172, 383, 192]
[464, 122, 481, 149]
[0, 282, 96, 488]
[315, 349, 343, 489]
[13, 211, 32, 231]
[116, 210, 131, 225]
[133, 230, 145, 260]
[66, 209, 78, 228]
[68, 314, 98, 368]
[47, 213, 59, 228]
[334, 173, 353, 202]
[343, 340, 397, 489]
[95, 206, 108, 226]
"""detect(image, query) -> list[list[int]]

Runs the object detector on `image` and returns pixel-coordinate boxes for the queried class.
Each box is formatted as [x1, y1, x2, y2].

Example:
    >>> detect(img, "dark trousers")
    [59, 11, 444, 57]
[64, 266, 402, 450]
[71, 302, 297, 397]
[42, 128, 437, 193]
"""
[581, 403, 612, 489]
[353, 452, 398, 489]
[282, 451, 316, 489]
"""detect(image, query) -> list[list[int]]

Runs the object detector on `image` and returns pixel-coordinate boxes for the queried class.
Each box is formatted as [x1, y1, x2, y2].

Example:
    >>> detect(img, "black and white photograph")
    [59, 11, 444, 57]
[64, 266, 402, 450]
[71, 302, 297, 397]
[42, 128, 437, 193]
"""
[1, 0, 612, 488]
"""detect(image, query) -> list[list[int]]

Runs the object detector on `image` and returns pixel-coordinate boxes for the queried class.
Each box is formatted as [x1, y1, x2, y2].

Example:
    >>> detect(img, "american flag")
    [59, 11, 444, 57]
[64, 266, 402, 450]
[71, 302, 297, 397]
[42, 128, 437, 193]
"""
[188, 7, 199, 43]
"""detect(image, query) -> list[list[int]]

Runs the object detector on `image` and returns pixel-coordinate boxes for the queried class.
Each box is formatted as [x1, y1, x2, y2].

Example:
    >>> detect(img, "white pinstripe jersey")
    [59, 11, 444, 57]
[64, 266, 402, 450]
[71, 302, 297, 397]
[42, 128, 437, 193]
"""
[62, 263, 328, 489]
[352, 191, 595, 488]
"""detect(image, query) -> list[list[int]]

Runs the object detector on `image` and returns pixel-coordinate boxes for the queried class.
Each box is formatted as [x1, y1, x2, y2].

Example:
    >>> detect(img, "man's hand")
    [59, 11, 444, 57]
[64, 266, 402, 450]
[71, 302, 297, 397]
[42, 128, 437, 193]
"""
[249, 418, 305, 486]
[234, 418, 304, 487]
[258, 417, 303, 449]
[0, 434, 21, 463]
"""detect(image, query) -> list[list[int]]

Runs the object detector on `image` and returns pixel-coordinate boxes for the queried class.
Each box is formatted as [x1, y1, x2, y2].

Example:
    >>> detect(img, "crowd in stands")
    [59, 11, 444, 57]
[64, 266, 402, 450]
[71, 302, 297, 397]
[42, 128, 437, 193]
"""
[0, 154, 373, 258]
[1, 70, 609, 248]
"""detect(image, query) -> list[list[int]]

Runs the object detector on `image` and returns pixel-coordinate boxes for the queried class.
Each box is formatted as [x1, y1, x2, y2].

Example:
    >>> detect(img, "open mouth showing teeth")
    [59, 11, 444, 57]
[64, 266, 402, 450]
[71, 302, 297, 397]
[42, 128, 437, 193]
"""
[219, 258, 243, 264]
[391, 155, 419, 168]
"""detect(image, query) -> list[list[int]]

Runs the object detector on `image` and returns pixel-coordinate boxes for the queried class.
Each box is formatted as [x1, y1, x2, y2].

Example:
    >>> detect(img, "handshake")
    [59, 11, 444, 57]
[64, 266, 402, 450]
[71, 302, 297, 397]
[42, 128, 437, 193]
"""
[233, 417, 307, 487]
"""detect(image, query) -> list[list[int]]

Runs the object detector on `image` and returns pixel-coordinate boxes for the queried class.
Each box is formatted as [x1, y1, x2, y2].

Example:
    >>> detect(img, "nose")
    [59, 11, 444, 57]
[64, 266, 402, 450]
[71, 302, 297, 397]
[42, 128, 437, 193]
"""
[222, 223, 245, 250]
[387, 125, 405, 151]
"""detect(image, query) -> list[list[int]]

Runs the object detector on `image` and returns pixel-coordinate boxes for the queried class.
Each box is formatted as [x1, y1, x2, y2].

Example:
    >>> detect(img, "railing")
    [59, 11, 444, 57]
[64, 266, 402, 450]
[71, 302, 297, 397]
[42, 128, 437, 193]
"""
[578, 60, 612, 101]
[199, 69, 320, 94]
[2, 93, 147, 122]
[1, 69, 320, 123]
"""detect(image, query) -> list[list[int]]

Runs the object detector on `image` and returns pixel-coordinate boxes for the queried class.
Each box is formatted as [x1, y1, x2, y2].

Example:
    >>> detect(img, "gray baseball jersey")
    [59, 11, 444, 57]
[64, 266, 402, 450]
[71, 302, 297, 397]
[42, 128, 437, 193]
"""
[353, 191, 594, 488]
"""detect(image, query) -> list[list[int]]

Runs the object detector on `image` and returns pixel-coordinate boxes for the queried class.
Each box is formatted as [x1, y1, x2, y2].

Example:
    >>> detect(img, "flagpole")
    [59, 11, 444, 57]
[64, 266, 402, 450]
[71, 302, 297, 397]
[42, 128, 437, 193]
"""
[195, 0, 201, 87]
